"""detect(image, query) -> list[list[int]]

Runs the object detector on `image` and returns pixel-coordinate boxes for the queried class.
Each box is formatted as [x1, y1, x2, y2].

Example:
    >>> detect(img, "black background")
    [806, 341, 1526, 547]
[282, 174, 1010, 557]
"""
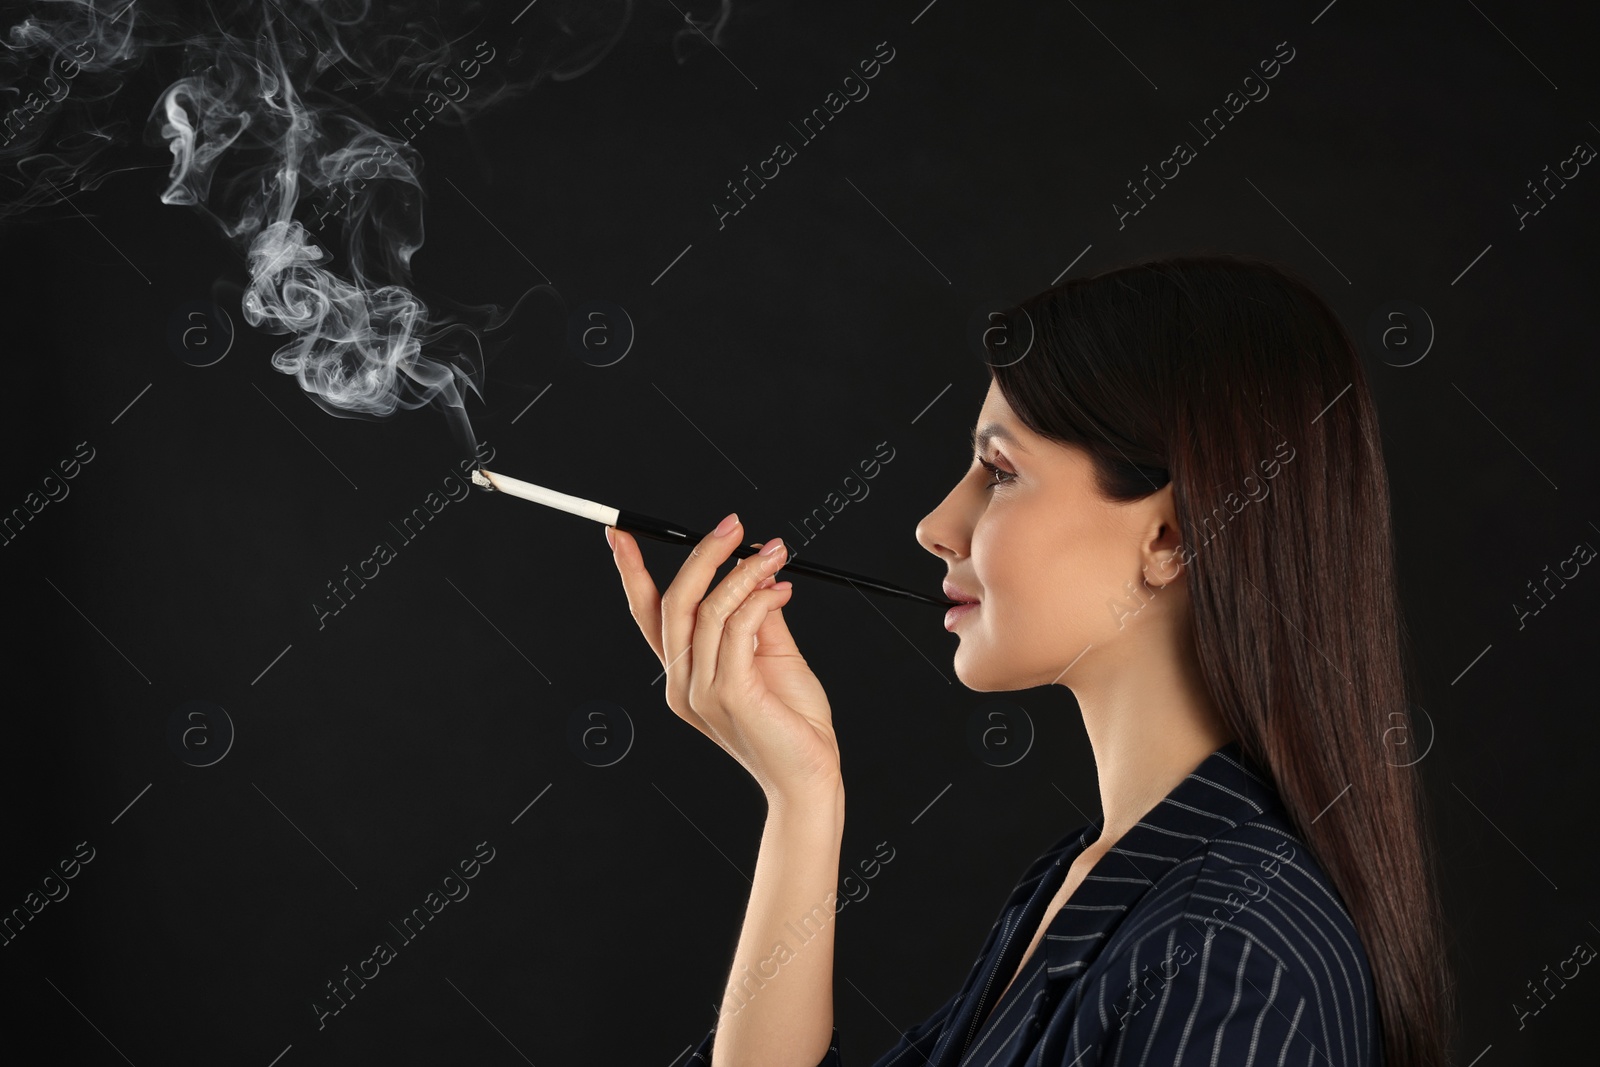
[2, 1, 1596, 1064]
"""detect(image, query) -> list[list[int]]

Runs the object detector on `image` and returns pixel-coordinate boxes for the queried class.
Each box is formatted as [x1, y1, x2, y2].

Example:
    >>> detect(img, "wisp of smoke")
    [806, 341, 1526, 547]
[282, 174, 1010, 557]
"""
[2, 0, 736, 458]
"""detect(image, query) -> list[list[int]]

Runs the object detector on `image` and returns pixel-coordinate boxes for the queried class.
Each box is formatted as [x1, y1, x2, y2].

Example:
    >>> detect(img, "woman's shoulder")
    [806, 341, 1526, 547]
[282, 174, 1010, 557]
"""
[1115, 808, 1370, 974]
[1083, 808, 1379, 1064]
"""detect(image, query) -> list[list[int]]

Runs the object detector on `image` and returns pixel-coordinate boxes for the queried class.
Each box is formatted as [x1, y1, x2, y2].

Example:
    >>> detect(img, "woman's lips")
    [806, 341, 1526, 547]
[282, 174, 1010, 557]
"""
[942, 579, 979, 604]
[944, 601, 979, 631]
[942, 580, 979, 630]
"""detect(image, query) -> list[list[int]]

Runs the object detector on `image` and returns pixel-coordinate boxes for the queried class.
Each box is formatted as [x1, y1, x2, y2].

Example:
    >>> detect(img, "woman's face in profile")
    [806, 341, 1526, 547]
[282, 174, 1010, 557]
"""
[915, 380, 1180, 692]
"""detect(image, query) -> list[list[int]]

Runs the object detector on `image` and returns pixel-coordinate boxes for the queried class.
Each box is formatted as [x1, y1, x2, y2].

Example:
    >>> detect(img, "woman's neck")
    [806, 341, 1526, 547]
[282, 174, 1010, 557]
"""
[1074, 647, 1233, 845]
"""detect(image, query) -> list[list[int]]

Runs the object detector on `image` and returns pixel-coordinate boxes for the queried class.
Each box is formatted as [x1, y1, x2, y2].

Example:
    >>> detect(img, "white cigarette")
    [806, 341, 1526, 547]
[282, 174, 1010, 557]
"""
[473, 468, 620, 526]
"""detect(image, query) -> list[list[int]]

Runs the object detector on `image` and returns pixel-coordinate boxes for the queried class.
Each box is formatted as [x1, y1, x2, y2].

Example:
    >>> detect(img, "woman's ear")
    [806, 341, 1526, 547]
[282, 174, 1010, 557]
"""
[1145, 547, 1185, 588]
[1139, 484, 1186, 587]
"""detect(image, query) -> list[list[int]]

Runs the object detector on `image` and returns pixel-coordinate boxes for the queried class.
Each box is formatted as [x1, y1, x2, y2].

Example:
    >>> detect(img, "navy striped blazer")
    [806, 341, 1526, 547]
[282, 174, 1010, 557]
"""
[684, 740, 1379, 1066]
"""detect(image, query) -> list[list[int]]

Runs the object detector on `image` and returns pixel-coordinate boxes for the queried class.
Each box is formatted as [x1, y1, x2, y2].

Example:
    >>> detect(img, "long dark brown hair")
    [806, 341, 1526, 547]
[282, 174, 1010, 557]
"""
[984, 254, 1454, 1067]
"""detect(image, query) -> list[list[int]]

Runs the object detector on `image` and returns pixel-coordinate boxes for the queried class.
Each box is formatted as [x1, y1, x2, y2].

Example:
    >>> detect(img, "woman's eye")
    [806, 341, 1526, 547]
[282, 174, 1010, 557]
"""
[976, 456, 1015, 489]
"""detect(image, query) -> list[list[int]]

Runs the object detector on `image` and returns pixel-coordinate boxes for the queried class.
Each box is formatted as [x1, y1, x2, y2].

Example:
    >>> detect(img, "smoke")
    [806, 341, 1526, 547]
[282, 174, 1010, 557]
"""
[0, 0, 157, 212]
[2, 0, 737, 457]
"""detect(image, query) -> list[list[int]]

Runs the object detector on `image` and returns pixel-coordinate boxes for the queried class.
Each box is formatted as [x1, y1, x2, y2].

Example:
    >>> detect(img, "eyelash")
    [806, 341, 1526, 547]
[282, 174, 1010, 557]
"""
[976, 455, 1015, 490]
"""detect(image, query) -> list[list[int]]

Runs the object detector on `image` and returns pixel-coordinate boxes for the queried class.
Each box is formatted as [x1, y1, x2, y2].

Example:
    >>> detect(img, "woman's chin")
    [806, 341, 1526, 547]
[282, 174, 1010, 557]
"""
[952, 644, 1011, 692]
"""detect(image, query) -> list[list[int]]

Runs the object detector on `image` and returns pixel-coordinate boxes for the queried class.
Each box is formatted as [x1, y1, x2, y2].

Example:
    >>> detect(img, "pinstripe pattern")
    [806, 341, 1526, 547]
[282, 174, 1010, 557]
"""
[682, 742, 1378, 1066]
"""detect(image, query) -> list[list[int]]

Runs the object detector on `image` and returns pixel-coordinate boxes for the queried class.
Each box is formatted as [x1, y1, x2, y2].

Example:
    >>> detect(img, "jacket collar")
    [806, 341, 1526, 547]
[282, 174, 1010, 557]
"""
[1040, 739, 1282, 980]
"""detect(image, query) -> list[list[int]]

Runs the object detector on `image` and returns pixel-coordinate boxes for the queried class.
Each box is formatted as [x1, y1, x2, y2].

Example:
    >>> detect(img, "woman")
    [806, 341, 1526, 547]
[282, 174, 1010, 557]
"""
[606, 255, 1455, 1066]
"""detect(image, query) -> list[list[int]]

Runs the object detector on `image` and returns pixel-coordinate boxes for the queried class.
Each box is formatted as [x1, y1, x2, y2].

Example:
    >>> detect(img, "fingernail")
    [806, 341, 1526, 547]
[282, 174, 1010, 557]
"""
[604, 526, 615, 550]
[714, 512, 740, 537]
[759, 537, 785, 557]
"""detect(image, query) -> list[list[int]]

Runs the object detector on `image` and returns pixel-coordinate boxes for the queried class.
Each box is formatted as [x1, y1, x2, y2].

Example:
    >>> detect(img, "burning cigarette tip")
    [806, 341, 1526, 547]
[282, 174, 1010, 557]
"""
[471, 468, 495, 491]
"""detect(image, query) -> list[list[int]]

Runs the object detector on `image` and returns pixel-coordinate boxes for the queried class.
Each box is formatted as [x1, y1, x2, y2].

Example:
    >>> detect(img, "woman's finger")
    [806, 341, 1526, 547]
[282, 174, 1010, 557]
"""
[747, 580, 801, 659]
[658, 512, 747, 724]
[609, 526, 726, 743]
[716, 583, 796, 697]
[688, 538, 788, 715]
[608, 528, 664, 663]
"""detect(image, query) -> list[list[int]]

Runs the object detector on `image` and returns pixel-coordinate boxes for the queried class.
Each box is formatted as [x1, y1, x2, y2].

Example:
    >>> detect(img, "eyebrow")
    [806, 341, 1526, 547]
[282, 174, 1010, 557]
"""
[970, 422, 1027, 454]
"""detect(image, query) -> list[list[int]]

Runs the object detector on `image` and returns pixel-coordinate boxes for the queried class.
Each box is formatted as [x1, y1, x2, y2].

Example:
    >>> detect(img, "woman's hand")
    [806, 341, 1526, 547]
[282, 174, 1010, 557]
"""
[607, 513, 841, 809]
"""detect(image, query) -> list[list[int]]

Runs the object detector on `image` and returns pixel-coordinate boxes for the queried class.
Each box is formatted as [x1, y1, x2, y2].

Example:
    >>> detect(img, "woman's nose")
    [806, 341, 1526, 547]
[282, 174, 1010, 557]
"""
[916, 500, 963, 560]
